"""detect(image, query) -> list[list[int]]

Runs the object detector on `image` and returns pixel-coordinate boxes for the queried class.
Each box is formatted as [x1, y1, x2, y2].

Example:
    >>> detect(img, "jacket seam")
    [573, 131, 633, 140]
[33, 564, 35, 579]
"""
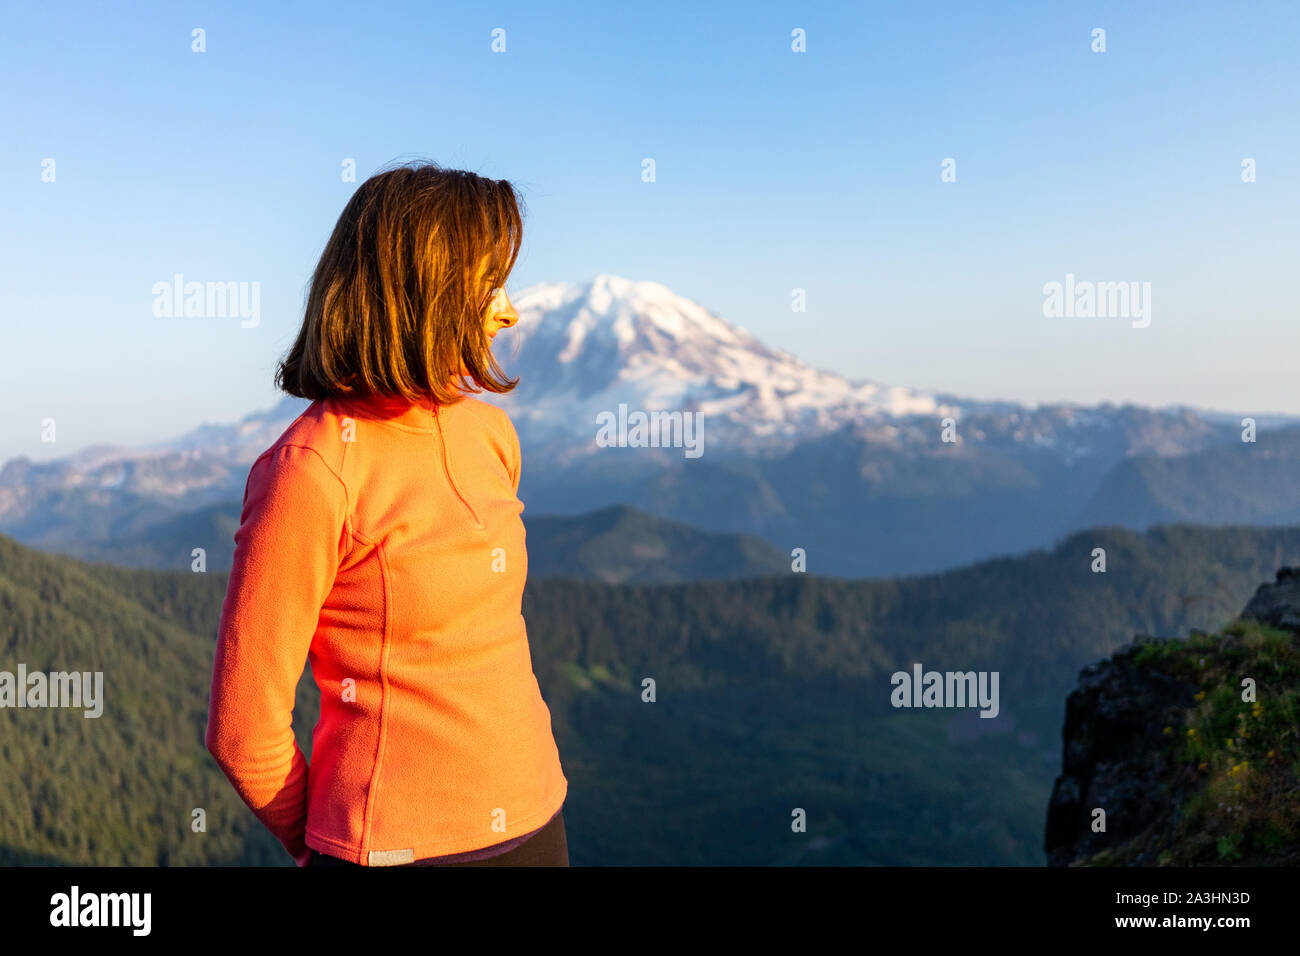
[337, 394, 437, 433]
[434, 408, 486, 530]
[359, 540, 395, 848]
[342, 418, 436, 433]
[278, 441, 348, 494]
[274, 441, 355, 549]
[445, 400, 519, 499]
[337, 433, 354, 547]
[458, 398, 515, 451]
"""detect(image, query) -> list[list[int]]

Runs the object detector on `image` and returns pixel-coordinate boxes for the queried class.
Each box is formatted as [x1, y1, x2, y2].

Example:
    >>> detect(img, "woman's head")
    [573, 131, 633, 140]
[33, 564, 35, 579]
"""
[275, 160, 523, 403]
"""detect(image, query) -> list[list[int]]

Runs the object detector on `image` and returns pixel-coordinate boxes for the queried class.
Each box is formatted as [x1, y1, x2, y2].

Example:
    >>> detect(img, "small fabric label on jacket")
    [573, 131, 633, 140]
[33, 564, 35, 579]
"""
[368, 848, 416, 866]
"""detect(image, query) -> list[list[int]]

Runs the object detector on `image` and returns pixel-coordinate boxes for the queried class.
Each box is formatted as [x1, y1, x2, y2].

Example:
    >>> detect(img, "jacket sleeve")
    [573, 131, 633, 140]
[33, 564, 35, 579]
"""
[204, 443, 350, 867]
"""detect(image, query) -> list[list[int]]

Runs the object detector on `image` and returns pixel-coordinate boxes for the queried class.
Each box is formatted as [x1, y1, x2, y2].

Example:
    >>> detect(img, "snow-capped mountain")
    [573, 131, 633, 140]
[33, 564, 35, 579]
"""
[493, 275, 957, 458]
[0, 273, 1247, 493]
[3, 275, 1298, 578]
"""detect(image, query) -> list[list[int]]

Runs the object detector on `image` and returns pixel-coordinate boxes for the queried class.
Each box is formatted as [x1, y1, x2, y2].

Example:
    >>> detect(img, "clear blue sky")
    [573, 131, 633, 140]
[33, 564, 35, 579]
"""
[2, 0, 1297, 461]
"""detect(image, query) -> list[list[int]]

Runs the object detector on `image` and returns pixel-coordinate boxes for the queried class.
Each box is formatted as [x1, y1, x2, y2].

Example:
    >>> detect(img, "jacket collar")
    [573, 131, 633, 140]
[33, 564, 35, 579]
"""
[333, 390, 447, 432]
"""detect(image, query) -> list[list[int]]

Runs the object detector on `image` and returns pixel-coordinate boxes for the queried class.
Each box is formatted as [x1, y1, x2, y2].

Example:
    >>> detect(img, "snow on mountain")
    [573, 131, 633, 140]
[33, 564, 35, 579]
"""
[491, 274, 957, 457]
[0, 274, 1279, 524]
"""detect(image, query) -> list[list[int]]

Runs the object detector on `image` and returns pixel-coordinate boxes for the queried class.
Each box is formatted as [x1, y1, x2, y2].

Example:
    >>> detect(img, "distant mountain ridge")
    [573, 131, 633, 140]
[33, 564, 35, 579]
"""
[39, 502, 791, 583]
[2, 275, 1298, 576]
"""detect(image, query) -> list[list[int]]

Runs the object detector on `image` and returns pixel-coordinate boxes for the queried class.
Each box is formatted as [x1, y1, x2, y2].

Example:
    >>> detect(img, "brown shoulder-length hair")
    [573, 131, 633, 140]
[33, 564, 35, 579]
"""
[275, 160, 523, 404]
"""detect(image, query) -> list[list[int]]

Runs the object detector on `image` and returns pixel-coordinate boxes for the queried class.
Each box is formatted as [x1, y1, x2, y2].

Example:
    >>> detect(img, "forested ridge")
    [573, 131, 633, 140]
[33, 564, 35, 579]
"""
[4, 524, 1300, 865]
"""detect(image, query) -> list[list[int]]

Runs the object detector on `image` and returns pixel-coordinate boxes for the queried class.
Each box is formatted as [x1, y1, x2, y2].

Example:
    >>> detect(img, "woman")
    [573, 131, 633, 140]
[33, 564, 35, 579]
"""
[204, 161, 569, 867]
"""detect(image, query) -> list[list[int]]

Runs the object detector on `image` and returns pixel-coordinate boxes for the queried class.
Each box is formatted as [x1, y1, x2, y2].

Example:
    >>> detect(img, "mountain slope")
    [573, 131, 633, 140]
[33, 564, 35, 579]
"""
[0, 533, 294, 865]
[1, 275, 1293, 579]
[34, 502, 790, 582]
[522, 504, 789, 582]
[1046, 568, 1300, 865]
[6, 524, 1300, 864]
[1074, 426, 1300, 528]
[494, 275, 954, 460]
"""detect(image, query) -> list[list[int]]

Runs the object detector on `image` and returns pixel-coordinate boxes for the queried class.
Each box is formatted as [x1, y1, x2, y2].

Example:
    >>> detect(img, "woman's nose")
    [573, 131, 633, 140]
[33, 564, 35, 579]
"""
[494, 293, 518, 327]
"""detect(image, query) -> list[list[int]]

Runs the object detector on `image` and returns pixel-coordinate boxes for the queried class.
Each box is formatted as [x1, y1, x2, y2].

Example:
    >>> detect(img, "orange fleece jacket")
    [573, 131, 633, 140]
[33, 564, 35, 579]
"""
[204, 390, 568, 866]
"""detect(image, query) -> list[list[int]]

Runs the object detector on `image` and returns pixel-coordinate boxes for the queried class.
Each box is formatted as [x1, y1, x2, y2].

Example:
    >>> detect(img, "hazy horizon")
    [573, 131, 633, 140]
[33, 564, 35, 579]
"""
[4, 0, 1298, 461]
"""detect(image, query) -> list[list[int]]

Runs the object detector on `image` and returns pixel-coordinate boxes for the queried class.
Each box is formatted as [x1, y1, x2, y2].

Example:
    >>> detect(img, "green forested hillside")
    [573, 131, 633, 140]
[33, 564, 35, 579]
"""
[523, 504, 790, 582]
[0, 533, 292, 865]
[33, 502, 789, 583]
[3, 524, 1300, 865]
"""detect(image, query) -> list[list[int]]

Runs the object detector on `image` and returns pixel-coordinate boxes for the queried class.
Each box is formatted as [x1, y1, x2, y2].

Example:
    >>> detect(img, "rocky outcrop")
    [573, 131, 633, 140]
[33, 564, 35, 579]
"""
[1240, 566, 1300, 632]
[1044, 642, 1198, 865]
[1045, 568, 1300, 866]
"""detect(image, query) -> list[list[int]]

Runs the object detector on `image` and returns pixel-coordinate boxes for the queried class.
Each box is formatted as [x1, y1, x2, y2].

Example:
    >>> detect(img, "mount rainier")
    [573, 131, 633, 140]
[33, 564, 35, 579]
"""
[2, 275, 1297, 577]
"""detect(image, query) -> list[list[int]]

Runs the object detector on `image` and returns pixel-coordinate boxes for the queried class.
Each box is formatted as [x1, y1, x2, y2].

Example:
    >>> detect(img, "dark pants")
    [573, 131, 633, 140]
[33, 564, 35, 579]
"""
[309, 810, 568, 867]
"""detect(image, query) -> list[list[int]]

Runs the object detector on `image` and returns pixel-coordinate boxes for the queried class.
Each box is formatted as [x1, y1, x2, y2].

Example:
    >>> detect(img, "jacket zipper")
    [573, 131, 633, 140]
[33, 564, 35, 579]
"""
[434, 407, 485, 530]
